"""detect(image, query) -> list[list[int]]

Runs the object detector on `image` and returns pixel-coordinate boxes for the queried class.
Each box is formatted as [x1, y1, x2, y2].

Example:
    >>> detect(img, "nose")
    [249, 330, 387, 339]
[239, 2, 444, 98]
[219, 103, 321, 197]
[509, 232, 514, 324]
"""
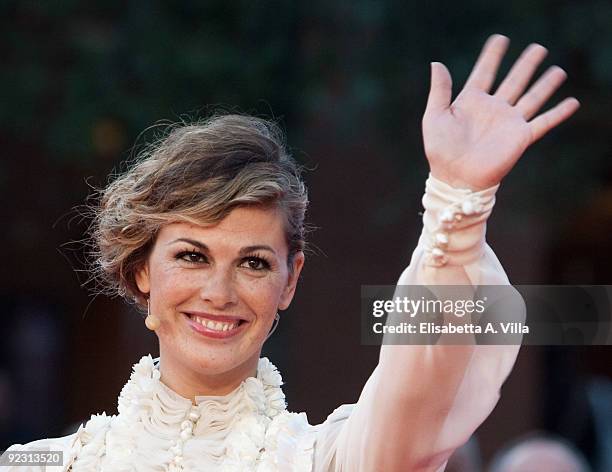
[199, 267, 238, 309]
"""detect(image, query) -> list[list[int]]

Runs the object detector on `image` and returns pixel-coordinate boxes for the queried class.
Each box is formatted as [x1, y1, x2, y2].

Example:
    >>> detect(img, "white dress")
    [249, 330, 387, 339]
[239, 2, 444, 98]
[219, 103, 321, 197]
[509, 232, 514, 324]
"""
[2, 175, 520, 471]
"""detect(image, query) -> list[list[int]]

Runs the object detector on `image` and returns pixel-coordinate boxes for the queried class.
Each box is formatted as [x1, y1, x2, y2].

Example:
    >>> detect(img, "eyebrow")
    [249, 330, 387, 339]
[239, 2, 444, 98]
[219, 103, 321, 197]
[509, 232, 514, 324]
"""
[167, 238, 277, 256]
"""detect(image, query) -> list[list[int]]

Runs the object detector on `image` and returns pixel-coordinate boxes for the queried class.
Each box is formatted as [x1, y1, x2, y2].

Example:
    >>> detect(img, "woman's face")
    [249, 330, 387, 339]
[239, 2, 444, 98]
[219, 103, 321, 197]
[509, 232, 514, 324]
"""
[135, 205, 304, 379]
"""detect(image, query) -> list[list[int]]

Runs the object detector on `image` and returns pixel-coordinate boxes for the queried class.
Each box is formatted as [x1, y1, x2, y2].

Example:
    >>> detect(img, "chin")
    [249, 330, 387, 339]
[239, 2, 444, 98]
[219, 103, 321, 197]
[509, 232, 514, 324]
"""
[159, 313, 266, 378]
[197, 350, 248, 373]
[168, 341, 262, 378]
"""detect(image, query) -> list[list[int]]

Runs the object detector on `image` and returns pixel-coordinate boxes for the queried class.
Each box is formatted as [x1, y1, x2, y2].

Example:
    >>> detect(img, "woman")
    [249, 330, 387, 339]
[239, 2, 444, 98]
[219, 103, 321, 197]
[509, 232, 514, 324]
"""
[4, 34, 578, 471]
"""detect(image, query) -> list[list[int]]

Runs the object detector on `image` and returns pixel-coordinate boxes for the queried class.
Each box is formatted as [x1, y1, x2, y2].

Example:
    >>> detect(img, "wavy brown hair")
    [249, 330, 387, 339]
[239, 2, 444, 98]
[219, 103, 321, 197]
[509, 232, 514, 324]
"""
[88, 113, 308, 306]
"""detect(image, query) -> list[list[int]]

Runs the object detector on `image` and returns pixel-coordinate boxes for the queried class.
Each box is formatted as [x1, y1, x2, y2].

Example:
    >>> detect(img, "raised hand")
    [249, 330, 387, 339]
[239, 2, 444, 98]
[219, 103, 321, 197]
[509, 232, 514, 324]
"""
[422, 34, 580, 190]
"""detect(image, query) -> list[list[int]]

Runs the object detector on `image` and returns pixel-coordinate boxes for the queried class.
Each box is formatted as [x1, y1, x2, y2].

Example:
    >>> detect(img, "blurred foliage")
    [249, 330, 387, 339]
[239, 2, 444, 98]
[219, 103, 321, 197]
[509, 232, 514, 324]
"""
[1, 1, 611, 457]
[0, 0, 610, 217]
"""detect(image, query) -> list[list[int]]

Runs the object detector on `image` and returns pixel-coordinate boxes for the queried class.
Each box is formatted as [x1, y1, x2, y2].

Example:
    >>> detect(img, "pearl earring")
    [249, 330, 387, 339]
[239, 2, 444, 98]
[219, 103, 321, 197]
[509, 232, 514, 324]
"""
[145, 299, 161, 331]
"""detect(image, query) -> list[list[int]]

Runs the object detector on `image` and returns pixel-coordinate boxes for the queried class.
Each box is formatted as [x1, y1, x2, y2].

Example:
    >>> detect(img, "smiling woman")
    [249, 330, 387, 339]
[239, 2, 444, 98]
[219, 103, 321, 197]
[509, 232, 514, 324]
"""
[2, 34, 580, 471]
[94, 115, 307, 396]
[134, 209, 304, 396]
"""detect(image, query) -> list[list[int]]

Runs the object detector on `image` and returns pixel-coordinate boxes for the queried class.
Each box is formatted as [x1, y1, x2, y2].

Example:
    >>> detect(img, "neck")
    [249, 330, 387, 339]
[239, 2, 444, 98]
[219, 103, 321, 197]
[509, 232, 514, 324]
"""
[157, 348, 260, 402]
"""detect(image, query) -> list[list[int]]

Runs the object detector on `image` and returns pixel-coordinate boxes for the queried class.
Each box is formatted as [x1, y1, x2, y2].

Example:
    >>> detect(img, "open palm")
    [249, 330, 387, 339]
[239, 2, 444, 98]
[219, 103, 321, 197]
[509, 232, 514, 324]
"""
[423, 34, 580, 190]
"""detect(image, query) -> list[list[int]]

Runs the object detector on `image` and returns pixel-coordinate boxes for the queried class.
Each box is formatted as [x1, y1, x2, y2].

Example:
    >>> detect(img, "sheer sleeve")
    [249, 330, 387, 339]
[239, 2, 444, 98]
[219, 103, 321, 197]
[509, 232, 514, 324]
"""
[312, 174, 521, 472]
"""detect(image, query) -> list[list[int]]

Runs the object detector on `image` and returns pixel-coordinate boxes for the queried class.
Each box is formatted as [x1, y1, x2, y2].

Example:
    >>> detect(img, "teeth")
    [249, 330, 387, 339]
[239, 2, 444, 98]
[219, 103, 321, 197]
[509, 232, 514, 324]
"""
[192, 316, 238, 332]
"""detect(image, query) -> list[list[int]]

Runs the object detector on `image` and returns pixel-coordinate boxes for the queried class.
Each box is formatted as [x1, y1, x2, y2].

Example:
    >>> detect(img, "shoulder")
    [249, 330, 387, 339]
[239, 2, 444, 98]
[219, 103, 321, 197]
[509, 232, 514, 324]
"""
[313, 403, 355, 436]
[310, 403, 356, 471]
[2, 430, 81, 472]
[268, 404, 356, 472]
[2, 413, 114, 472]
[258, 410, 315, 471]
[321, 404, 354, 425]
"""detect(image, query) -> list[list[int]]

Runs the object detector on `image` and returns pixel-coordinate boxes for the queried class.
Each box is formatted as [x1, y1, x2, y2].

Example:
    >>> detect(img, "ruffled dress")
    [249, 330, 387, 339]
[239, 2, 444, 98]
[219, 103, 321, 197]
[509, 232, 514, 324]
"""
[3, 175, 520, 471]
[64, 355, 315, 471]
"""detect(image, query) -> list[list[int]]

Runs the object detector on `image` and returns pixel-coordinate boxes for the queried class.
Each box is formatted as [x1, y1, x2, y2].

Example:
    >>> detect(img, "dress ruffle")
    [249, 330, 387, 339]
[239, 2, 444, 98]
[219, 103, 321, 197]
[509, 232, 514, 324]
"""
[69, 355, 314, 471]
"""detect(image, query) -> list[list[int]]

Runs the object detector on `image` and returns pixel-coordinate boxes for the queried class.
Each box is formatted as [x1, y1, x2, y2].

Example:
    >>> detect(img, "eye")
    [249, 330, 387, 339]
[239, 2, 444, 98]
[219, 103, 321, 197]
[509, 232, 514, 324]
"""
[176, 250, 208, 264]
[240, 256, 271, 271]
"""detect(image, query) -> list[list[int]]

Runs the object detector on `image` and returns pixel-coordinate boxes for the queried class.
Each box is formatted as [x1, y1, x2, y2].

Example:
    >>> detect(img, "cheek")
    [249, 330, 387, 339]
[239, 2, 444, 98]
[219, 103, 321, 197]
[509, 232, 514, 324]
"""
[238, 275, 286, 314]
[151, 266, 198, 304]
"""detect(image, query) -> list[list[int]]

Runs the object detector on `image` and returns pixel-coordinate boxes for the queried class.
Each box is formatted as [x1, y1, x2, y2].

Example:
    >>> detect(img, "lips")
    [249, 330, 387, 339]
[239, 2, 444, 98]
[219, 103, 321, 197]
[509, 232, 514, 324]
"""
[184, 311, 248, 323]
[183, 311, 249, 339]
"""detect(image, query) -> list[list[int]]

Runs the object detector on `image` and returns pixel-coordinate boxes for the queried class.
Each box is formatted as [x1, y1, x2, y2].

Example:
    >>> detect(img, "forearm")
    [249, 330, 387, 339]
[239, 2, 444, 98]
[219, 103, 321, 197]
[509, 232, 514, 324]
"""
[323, 32, 576, 470]
[336, 175, 516, 471]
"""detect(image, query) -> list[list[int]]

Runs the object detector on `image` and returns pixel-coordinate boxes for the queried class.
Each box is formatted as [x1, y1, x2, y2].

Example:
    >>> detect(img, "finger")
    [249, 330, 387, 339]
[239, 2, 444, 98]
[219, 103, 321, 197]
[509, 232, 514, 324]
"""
[529, 97, 580, 143]
[494, 43, 548, 104]
[425, 62, 453, 113]
[515, 66, 568, 120]
[464, 34, 510, 92]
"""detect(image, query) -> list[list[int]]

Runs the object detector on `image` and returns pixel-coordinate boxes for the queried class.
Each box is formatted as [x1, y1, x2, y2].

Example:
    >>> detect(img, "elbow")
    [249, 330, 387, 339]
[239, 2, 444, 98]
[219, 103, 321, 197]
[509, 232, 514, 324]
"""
[411, 449, 454, 471]
[375, 449, 453, 472]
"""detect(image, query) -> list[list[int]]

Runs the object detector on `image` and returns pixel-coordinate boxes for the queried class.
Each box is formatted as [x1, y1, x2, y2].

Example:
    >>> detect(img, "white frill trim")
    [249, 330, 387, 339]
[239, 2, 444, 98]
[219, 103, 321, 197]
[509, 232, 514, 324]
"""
[69, 355, 314, 471]
[421, 173, 499, 267]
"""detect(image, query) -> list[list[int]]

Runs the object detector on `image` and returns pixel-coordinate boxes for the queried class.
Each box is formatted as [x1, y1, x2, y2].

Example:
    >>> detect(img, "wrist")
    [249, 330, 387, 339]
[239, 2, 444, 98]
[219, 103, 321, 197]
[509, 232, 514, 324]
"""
[429, 167, 500, 192]
[420, 173, 499, 267]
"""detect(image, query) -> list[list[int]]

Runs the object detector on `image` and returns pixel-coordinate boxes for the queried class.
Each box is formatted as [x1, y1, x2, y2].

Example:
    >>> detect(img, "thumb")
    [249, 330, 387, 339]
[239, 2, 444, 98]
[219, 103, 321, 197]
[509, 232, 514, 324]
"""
[425, 62, 452, 113]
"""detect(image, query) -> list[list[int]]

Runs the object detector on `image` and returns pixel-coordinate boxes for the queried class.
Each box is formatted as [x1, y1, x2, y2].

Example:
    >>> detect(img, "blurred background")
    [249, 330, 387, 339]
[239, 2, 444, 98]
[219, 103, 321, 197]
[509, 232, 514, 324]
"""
[1, 1, 611, 470]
